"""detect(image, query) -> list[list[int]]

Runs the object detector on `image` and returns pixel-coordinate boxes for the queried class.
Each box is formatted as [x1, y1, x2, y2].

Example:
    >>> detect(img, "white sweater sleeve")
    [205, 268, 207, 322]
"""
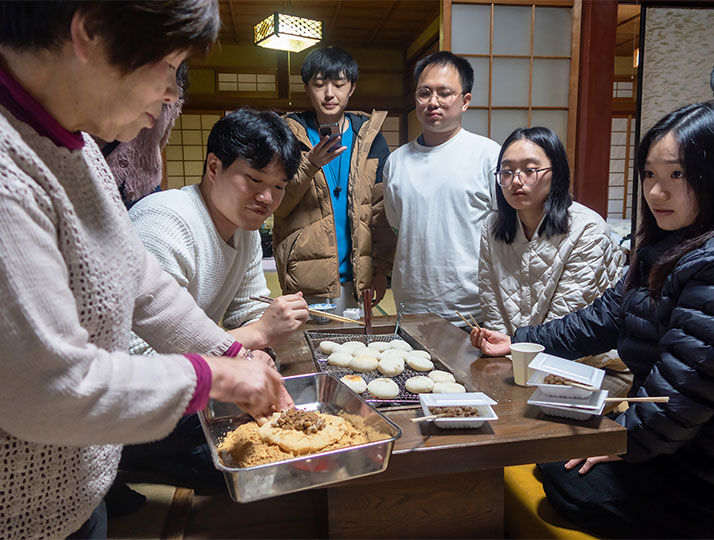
[128, 200, 238, 355]
[478, 218, 508, 333]
[0, 188, 225, 446]
[546, 223, 624, 321]
[222, 232, 270, 330]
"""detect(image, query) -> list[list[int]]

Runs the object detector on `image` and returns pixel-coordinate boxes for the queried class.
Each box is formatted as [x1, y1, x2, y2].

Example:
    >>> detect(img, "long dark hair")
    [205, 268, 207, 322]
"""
[628, 101, 714, 297]
[493, 127, 572, 244]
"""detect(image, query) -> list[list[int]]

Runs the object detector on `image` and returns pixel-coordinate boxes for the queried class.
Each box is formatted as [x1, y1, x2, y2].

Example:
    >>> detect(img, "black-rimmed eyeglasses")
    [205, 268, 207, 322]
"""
[495, 167, 552, 187]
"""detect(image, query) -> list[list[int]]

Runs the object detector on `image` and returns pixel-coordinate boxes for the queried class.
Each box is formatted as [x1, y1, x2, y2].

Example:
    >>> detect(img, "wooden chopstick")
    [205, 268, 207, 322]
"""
[455, 310, 476, 331]
[604, 396, 669, 403]
[411, 414, 448, 423]
[250, 295, 365, 326]
[563, 380, 600, 392]
[468, 313, 481, 331]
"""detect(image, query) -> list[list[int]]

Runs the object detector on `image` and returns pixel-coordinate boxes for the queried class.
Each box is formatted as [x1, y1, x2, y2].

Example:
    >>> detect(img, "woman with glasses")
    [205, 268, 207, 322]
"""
[473, 127, 631, 397]
[473, 103, 714, 539]
[0, 2, 286, 537]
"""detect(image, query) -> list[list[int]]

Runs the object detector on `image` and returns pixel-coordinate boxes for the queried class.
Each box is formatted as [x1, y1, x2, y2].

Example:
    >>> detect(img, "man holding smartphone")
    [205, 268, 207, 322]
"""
[274, 46, 394, 315]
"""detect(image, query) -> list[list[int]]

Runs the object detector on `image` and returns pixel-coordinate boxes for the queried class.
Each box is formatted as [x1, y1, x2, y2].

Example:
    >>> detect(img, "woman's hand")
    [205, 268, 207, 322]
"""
[204, 356, 285, 423]
[470, 327, 512, 356]
[565, 454, 622, 475]
[306, 135, 347, 168]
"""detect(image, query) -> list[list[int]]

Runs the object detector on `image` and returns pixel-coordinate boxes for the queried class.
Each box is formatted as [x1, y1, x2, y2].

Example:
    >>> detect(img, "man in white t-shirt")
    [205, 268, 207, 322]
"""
[129, 108, 308, 355]
[384, 51, 501, 326]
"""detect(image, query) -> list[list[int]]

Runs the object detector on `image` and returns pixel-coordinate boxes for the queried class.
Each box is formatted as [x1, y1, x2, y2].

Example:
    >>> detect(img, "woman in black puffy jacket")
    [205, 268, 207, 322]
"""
[472, 101, 714, 539]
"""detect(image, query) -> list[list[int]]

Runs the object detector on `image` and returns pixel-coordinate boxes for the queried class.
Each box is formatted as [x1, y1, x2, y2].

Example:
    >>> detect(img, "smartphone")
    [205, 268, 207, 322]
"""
[318, 123, 341, 152]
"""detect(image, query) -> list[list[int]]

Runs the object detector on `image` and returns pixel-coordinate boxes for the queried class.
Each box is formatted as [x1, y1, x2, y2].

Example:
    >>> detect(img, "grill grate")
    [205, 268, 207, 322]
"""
[304, 331, 455, 407]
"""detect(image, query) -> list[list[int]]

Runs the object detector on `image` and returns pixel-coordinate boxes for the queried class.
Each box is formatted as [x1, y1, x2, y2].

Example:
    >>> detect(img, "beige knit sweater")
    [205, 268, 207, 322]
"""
[0, 106, 234, 538]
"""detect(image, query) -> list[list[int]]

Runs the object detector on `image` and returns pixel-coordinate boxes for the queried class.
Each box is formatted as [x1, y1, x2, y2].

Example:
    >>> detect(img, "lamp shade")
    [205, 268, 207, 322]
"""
[254, 13, 322, 53]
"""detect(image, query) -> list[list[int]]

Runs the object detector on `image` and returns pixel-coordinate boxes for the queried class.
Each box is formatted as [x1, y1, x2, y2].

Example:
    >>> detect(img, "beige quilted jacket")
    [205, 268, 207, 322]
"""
[479, 201, 628, 370]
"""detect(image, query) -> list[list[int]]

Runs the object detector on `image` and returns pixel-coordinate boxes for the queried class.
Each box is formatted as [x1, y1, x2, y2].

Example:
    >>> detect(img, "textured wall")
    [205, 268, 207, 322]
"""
[641, 7, 714, 134]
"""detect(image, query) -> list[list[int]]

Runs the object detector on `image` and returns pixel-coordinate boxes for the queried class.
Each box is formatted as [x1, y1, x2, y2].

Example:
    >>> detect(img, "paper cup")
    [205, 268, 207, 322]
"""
[509, 343, 545, 386]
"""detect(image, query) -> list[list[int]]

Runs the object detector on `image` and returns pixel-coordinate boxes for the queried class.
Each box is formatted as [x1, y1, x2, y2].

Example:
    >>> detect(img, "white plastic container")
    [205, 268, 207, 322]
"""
[527, 388, 608, 420]
[527, 353, 605, 399]
[419, 392, 498, 429]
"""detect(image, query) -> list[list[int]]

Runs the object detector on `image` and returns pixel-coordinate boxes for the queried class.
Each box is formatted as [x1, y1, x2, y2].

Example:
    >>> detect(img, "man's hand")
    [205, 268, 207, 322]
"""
[204, 356, 284, 421]
[307, 134, 347, 168]
[370, 273, 387, 305]
[470, 327, 511, 356]
[229, 293, 308, 349]
[254, 293, 308, 347]
[564, 455, 622, 475]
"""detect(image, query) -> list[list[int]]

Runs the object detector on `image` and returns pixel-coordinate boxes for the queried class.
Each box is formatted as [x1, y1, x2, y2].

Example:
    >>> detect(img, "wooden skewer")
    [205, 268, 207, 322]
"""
[411, 414, 449, 423]
[604, 396, 669, 403]
[455, 310, 476, 331]
[250, 296, 365, 326]
[468, 313, 481, 331]
[562, 380, 601, 392]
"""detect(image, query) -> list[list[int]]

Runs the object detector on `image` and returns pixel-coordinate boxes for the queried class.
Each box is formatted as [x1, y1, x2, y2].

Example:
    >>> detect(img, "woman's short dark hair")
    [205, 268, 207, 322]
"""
[629, 101, 714, 296]
[204, 108, 302, 181]
[300, 46, 359, 84]
[413, 51, 474, 94]
[0, 1, 219, 74]
[493, 127, 572, 244]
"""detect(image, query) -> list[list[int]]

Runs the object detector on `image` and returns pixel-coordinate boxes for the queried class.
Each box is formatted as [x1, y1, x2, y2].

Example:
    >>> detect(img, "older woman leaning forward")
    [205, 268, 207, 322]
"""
[0, 2, 288, 538]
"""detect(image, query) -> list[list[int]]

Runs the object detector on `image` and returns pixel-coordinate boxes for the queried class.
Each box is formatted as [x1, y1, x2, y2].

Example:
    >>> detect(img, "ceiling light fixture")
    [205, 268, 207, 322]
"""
[253, 13, 322, 53]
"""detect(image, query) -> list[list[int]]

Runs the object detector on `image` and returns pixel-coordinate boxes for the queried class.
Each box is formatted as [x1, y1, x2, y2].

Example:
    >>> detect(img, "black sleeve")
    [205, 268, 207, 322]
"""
[623, 252, 714, 463]
[368, 132, 390, 184]
[513, 277, 624, 359]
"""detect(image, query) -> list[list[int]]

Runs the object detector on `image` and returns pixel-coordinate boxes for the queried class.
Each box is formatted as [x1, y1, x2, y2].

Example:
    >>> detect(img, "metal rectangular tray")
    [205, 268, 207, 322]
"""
[199, 373, 402, 503]
[304, 330, 456, 406]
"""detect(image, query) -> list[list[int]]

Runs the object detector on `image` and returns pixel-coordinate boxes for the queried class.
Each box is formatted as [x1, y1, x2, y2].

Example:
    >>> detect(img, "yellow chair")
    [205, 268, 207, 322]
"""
[504, 464, 600, 540]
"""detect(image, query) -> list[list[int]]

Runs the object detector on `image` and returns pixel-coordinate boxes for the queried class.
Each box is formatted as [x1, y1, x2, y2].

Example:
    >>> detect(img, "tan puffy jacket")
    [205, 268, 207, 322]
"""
[273, 110, 395, 299]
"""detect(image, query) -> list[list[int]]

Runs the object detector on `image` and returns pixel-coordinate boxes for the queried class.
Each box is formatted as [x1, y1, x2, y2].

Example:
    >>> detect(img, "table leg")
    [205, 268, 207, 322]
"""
[326, 468, 504, 539]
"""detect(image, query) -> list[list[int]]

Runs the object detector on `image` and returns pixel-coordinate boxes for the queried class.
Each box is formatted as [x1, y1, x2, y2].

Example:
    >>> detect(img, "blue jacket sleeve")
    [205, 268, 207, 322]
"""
[513, 277, 624, 359]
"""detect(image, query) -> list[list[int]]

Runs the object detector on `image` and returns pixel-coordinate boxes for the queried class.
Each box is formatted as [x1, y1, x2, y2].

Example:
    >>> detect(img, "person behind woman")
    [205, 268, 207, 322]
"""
[0, 2, 286, 538]
[473, 102, 714, 538]
[476, 126, 630, 397]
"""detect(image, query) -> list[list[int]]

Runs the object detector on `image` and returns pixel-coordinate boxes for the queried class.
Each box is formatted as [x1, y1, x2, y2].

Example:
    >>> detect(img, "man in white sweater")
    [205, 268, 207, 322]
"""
[129, 109, 308, 354]
[118, 109, 307, 494]
[384, 52, 501, 325]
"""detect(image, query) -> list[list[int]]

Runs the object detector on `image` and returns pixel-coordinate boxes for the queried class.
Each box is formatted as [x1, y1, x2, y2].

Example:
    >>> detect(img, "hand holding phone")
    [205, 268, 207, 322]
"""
[318, 123, 341, 152]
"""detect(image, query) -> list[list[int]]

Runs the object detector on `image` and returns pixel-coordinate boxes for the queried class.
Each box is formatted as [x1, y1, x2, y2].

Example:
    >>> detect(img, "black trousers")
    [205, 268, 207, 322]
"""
[120, 413, 224, 493]
[538, 457, 714, 539]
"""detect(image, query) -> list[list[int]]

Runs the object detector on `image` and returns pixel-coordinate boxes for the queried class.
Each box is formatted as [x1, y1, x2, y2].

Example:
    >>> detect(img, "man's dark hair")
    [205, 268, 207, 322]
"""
[710, 65, 714, 96]
[300, 46, 359, 84]
[493, 127, 572, 244]
[204, 108, 301, 180]
[0, 1, 219, 74]
[413, 51, 474, 94]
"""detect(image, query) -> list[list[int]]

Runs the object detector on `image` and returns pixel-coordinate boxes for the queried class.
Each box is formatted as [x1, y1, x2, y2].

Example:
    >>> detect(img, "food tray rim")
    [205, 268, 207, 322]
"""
[199, 372, 402, 474]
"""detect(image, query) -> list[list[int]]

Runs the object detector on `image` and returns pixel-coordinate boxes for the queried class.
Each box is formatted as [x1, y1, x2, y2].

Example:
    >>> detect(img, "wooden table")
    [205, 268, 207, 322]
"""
[181, 314, 626, 539]
[276, 314, 627, 539]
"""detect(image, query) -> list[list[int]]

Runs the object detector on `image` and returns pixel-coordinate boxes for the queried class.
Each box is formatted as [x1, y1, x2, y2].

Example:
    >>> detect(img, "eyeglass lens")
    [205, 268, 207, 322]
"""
[416, 88, 459, 104]
[497, 168, 548, 187]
